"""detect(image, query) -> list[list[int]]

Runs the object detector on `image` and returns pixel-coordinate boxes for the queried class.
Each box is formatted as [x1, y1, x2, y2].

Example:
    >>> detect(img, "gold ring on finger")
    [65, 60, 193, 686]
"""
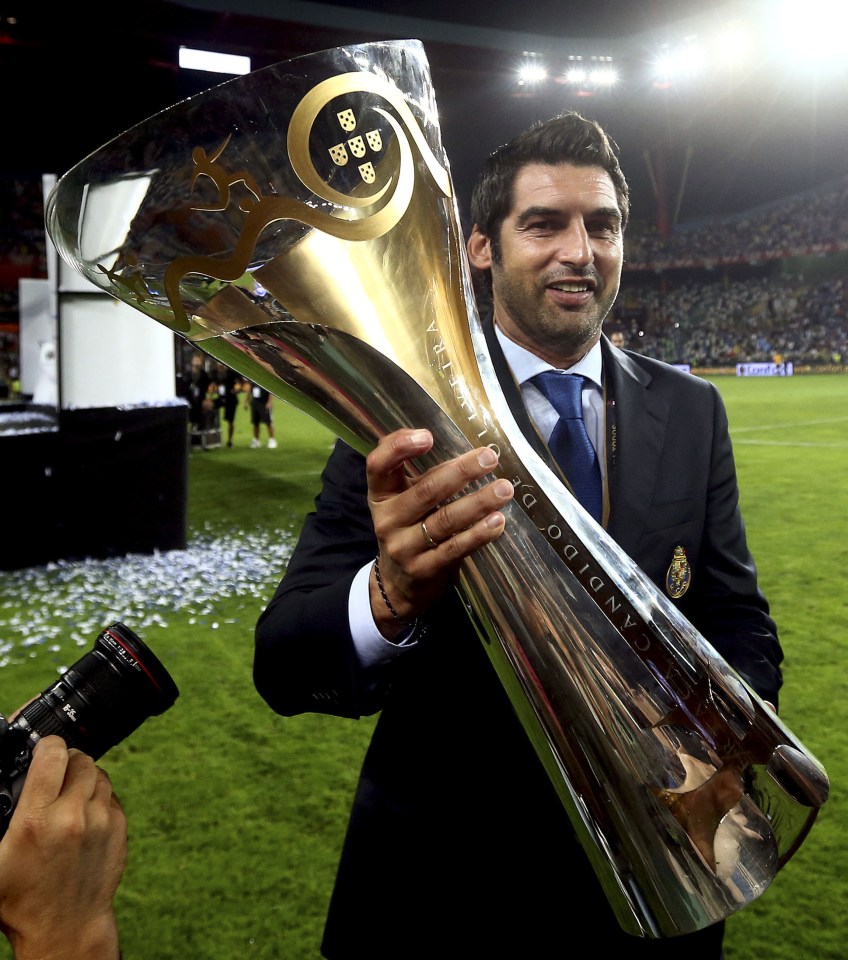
[421, 520, 439, 549]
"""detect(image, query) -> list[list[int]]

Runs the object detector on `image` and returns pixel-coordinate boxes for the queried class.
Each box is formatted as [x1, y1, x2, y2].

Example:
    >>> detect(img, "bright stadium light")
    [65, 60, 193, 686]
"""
[517, 59, 548, 85]
[590, 66, 619, 87]
[651, 36, 705, 88]
[516, 52, 618, 93]
[179, 47, 252, 75]
[712, 20, 754, 67]
[773, 0, 848, 70]
[651, 48, 685, 87]
[557, 55, 617, 91]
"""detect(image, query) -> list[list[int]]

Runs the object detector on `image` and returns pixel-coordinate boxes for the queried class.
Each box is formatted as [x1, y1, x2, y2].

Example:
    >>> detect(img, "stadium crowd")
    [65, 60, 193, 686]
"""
[613, 271, 847, 367]
[606, 172, 848, 366]
[1, 170, 846, 380]
[624, 173, 848, 270]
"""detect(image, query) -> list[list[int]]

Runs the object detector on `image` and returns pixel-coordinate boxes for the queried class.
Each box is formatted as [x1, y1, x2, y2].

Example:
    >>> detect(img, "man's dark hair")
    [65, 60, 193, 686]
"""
[469, 111, 630, 260]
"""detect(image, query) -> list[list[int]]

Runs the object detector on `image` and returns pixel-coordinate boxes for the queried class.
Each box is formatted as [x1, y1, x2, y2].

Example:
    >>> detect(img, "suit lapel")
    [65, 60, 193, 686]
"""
[482, 317, 552, 466]
[484, 321, 670, 551]
[602, 341, 669, 553]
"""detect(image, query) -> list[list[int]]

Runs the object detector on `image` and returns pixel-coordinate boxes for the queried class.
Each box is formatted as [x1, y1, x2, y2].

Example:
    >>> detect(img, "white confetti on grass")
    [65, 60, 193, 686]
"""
[0, 524, 296, 666]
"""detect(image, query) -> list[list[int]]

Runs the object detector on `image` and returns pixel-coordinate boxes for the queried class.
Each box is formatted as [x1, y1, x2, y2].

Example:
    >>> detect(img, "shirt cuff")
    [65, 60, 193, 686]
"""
[348, 561, 421, 668]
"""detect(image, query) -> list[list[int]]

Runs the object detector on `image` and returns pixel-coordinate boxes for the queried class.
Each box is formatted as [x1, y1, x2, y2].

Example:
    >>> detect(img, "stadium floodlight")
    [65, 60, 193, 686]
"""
[773, 0, 848, 70]
[651, 36, 705, 87]
[178, 47, 252, 75]
[712, 20, 754, 67]
[556, 54, 617, 90]
[517, 58, 548, 85]
[651, 50, 677, 88]
[590, 66, 619, 87]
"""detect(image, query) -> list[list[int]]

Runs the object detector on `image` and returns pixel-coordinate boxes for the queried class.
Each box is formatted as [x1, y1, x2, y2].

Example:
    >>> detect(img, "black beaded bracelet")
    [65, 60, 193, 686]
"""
[373, 554, 415, 627]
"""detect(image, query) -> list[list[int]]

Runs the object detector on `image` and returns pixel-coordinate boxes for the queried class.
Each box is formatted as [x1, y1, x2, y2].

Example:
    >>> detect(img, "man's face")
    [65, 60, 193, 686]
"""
[468, 162, 624, 368]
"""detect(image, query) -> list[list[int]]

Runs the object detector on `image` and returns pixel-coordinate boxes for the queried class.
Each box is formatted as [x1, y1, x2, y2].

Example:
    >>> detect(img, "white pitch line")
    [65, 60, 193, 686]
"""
[734, 439, 848, 448]
[732, 417, 848, 433]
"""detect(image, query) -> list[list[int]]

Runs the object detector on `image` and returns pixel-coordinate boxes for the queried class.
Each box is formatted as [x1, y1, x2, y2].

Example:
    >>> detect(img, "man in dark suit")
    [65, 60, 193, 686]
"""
[254, 112, 782, 958]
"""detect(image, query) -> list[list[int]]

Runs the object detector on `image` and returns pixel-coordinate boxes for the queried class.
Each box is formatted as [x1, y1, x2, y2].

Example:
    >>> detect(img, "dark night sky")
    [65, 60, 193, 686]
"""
[293, 0, 711, 39]
[309, 0, 846, 226]
[6, 0, 845, 230]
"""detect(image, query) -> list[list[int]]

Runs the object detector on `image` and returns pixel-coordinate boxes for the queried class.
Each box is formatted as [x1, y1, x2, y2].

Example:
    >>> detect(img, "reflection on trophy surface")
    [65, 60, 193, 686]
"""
[45, 38, 828, 938]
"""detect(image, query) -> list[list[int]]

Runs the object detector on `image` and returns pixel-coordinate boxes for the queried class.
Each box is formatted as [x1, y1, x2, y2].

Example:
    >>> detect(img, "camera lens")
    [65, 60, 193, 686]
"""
[14, 621, 179, 761]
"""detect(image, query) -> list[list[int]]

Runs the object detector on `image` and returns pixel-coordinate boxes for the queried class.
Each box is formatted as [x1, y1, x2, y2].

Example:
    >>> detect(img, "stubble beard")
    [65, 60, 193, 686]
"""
[492, 267, 619, 361]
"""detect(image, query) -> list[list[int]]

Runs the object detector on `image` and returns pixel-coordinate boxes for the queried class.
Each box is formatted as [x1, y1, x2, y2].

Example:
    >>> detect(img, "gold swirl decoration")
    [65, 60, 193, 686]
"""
[161, 71, 452, 333]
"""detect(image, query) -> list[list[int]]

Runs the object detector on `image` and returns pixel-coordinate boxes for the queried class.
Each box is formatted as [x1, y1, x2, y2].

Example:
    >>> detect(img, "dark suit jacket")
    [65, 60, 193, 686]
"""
[254, 332, 782, 959]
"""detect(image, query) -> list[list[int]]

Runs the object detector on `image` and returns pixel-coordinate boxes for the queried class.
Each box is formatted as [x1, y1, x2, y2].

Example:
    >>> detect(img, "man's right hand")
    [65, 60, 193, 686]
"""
[365, 428, 514, 638]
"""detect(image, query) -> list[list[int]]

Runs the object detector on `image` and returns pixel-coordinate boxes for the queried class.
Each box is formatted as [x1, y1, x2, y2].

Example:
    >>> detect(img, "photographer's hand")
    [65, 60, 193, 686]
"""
[0, 735, 126, 960]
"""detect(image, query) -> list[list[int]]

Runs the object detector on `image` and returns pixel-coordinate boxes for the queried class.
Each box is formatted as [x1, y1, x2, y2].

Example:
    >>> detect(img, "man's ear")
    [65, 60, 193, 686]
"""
[466, 225, 493, 270]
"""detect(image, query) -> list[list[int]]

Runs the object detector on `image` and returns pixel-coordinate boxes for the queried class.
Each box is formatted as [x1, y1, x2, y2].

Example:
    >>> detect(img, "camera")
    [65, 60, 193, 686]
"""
[0, 621, 179, 837]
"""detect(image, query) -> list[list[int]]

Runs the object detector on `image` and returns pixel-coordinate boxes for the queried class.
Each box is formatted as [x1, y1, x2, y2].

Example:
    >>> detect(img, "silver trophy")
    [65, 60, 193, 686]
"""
[45, 39, 828, 938]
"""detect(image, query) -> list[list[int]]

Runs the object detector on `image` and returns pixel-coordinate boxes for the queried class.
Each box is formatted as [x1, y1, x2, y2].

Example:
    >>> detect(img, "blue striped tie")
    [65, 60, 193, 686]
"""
[533, 372, 602, 522]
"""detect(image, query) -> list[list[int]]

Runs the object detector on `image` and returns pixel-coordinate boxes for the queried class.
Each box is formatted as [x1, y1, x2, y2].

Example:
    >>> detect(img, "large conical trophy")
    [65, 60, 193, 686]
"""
[46, 39, 827, 938]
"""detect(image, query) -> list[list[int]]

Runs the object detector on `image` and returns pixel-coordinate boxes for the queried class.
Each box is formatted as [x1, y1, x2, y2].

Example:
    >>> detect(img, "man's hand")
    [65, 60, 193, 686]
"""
[0, 735, 126, 960]
[366, 428, 514, 637]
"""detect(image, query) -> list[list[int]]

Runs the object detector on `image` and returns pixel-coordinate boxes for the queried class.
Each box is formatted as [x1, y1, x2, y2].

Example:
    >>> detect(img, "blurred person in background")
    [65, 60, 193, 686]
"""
[214, 363, 243, 448]
[247, 383, 278, 449]
[187, 352, 214, 432]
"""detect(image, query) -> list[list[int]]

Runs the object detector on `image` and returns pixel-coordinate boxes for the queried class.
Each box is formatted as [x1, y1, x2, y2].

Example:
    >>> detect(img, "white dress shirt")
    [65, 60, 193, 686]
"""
[494, 326, 606, 483]
[350, 331, 607, 665]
